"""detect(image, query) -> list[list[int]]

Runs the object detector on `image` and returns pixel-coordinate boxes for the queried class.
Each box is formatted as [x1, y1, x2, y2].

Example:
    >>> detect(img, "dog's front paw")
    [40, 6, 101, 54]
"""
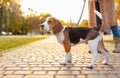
[60, 61, 68, 65]
[102, 60, 108, 65]
[86, 64, 93, 69]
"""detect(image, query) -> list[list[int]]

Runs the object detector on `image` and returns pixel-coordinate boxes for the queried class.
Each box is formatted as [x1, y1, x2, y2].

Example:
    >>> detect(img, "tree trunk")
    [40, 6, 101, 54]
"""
[0, 5, 3, 35]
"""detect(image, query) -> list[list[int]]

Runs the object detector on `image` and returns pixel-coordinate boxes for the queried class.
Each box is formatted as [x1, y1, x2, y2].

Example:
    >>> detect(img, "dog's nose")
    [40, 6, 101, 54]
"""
[41, 24, 44, 28]
[39, 24, 44, 30]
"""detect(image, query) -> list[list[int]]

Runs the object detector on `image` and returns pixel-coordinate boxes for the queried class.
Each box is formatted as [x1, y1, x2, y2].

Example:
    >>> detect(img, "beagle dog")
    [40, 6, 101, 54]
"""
[40, 10, 110, 68]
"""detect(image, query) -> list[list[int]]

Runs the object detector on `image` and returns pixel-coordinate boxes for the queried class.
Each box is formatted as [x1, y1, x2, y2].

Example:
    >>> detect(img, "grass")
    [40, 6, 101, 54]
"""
[0, 35, 49, 52]
[0, 35, 114, 53]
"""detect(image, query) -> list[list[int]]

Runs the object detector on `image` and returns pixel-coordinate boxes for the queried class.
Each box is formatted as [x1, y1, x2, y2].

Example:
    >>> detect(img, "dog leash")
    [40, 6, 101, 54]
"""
[76, 0, 101, 26]
[76, 0, 86, 26]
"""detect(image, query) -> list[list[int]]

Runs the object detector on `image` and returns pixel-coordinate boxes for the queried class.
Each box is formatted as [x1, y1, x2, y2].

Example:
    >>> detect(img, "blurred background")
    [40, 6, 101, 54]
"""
[0, 0, 120, 35]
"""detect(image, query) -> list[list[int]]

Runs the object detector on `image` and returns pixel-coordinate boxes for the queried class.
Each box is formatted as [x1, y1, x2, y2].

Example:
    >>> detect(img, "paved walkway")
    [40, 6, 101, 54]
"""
[0, 36, 120, 78]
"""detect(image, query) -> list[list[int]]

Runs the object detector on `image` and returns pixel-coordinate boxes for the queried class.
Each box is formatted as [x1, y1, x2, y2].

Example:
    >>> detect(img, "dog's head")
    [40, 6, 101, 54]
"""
[39, 17, 63, 34]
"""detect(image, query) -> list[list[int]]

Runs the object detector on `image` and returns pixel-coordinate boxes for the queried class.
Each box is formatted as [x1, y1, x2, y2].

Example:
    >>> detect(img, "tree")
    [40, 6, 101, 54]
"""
[23, 12, 51, 35]
[0, 4, 3, 35]
[66, 19, 74, 26]
[0, 0, 10, 35]
[25, 15, 40, 34]
[115, 0, 120, 21]
[79, 19, 88, 26]
[0, 0, 22, 35]
[9, 0, 22, 34]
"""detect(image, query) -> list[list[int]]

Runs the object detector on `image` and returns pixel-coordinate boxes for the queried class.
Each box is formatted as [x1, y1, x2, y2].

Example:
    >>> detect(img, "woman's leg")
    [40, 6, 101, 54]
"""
[111, 25, 120, 52]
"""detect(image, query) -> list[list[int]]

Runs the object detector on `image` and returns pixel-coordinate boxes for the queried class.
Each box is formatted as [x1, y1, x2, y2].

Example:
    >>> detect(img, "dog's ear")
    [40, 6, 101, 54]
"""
[47, 17, 55, 24]
[53, 19, 63, 34]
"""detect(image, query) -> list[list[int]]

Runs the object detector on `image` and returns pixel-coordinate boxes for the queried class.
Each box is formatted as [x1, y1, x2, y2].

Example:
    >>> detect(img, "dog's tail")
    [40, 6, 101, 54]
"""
[94, 10, 102, 31]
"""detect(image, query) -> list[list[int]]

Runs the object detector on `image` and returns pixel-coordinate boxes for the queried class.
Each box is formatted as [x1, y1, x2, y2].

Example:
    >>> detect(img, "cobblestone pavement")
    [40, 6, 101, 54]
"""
[0, 36, 120, 78]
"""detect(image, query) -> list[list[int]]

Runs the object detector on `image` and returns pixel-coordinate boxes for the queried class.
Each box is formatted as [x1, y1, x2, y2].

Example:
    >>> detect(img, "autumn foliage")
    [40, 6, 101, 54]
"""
[0, 0, 88, 35]
[115, 0, 120, 21]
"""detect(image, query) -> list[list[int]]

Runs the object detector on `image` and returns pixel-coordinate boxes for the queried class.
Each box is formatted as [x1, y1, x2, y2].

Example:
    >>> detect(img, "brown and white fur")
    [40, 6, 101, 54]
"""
[40, 10, 110, 68]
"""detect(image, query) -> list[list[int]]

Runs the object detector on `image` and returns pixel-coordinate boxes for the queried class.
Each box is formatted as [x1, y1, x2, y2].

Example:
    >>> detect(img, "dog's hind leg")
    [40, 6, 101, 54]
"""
[87, 35, 102, 68]
[87, 41, 98, 68]
[98, 39, 110, 65]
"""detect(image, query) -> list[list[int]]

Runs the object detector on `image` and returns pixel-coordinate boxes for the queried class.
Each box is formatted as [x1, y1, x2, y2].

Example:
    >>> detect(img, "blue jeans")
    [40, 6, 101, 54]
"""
[110, 25, 120, 37]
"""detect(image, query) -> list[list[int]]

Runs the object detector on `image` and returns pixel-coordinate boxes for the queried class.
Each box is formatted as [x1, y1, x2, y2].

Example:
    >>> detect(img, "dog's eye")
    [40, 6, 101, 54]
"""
[48, 20, 52, 23]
